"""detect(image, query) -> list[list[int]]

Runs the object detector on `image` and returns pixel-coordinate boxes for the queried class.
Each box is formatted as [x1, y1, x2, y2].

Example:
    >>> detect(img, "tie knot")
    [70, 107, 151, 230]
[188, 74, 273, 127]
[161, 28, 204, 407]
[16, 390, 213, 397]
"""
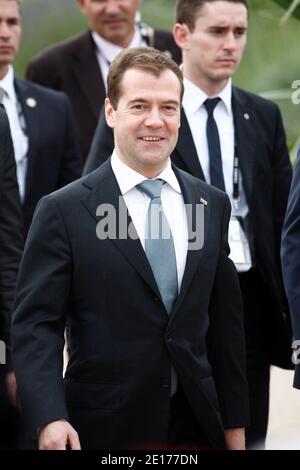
[204, 97, 220, 116]
[137, 179, 164, 200]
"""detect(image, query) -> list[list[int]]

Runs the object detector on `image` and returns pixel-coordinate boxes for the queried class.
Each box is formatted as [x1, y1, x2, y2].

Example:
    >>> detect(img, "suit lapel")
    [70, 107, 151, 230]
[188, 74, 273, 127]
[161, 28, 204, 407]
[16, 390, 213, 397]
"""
[81, 160, 162, 301]
[174, 109, 205, 180]
[232, 87, 256, 203]
[14, 78, 39, 204]
[170, 167, 210, 319]
[70, 31, 105, 121]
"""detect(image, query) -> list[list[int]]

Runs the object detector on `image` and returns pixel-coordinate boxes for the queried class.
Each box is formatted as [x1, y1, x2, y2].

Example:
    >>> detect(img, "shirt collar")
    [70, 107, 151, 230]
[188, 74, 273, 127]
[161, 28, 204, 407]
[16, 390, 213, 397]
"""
[0, 65, 16, 102]
[92, 25, 146, 65]
[183, 77, 232, 116]
[111, 150, 182, 195]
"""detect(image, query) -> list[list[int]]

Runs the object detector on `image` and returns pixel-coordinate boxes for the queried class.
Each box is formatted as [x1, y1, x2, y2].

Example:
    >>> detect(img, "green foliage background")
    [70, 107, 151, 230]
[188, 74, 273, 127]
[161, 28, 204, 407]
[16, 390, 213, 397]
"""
[16, 0, 300, 157]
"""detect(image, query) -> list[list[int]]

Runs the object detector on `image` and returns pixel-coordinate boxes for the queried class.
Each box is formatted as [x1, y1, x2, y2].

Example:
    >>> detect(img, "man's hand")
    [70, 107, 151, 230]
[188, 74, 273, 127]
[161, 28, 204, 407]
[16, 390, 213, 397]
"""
[225, 427, 245, 450]
[5, 371, 18, 407]
[38, 420, 81, 450]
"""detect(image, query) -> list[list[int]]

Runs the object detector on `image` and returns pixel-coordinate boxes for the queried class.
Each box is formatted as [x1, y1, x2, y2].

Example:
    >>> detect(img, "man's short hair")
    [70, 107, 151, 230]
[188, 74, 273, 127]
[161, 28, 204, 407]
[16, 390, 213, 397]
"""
[176, 0, 249, 31]
[107, 47, 184, 110]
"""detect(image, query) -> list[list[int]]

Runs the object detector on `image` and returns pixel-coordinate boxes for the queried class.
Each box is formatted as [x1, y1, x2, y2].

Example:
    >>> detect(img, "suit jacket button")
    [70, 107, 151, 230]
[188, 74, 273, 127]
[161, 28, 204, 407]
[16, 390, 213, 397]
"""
[161, 378, 170, 389]
[153, 296, 160, 303]
[166, 336, 172, 343]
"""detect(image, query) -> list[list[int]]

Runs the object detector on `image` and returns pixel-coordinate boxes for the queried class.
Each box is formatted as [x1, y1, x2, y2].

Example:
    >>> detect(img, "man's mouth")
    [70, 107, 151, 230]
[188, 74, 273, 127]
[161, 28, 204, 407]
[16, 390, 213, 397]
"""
[139, 137, 164, 142]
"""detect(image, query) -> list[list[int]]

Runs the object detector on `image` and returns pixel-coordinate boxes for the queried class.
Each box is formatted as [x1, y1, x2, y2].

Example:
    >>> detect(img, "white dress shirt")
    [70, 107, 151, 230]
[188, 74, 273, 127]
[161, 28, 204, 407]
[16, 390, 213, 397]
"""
[111, 151, 188, 291]
[182, 77, 249, 219]
[0, 65, 28, 203]
[92, 26, 147, 91]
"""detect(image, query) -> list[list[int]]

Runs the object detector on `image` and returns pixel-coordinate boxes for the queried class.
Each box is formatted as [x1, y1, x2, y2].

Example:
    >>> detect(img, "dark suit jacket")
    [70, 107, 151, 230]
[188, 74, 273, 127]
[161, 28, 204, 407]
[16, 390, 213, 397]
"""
[14, 78, 82, 235]
[0, 106, 23, 362]
[12, 160, 249, 450]
[83, 86, 293, 369]
[26, 29, 182, 159]
[0, 107, 23, 448]
[281, 148, 300, 386]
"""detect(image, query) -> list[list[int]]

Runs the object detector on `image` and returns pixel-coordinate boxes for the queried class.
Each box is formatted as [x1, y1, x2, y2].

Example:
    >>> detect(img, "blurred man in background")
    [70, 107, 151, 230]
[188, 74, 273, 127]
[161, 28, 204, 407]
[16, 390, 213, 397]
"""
[0, 0, 82, 235]
[26, 0, 181, 159]
[0, 104, 23, 449]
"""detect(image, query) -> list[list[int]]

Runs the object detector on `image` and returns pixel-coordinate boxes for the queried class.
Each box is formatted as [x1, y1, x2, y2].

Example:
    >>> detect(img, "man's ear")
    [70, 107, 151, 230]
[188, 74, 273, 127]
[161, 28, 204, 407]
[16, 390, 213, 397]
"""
[173, 23, 190, 51]
[105, 98, 115, 129]
[76, 0, 86, 14]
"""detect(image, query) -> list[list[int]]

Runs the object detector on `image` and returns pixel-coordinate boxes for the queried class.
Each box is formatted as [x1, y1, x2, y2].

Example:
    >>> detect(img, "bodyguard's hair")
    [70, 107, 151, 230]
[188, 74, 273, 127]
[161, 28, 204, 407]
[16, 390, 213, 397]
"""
[107, 47, 184, 110]
[176, 0, 248, 31]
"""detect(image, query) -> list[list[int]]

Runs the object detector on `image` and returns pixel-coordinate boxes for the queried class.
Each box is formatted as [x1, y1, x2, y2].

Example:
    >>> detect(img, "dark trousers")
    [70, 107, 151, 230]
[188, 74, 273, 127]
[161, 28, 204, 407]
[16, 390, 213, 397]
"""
[239, 269, 270, 450]
[168, 383, 211, 450]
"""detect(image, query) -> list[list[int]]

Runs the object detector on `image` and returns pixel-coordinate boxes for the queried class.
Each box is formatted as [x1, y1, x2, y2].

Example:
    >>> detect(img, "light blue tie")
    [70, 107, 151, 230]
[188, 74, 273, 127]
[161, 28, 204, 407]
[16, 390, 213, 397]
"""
[137, 179, 178, 395]
[137, 179, 178, 314]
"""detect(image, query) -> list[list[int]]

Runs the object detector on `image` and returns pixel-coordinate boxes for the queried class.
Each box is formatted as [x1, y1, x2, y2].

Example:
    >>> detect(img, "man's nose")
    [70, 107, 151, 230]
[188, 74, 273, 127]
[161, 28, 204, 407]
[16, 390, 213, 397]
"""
[105, 0, 122, 15]
[0, 22, 11, 38]
[223, 32, 237, 51]
[144, 109, 164, 128]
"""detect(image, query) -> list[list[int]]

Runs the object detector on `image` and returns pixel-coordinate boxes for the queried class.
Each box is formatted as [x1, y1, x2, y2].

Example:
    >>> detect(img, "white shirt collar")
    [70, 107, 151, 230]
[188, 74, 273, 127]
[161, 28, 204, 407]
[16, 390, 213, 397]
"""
[183, 77, 232, 116]
[92, 25, 145, 65]
[0, 65, 17, 102]
[111, 150, 182, 195]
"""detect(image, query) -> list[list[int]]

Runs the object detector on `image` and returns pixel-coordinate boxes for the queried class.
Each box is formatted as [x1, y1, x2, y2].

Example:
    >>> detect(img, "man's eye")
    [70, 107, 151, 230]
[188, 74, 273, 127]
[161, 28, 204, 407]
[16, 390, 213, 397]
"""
[235, 29, 246, 37]
[211, 28, 225, 35]
[163, 106, 177, 113]
[131, 104, 146, 110]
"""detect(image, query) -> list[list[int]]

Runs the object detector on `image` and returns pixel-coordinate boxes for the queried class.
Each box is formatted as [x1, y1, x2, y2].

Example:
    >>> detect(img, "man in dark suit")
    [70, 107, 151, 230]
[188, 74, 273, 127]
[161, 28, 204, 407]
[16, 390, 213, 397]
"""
[281, 149, 300, 387]
[0, 0, 82, 236]
[12, 47, 249, 450]
[0, 105, 23, 449]
[26, 0, 181, 160]
[83, 0, 293, 449]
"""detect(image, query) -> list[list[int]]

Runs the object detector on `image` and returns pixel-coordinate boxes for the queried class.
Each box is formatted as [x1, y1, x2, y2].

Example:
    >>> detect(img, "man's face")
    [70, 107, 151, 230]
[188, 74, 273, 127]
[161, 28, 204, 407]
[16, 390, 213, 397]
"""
[0, 0, 21, 71]
[77, 0, 141, 47]
[175, 1, 247, 86]
[105, 68, 181, 178]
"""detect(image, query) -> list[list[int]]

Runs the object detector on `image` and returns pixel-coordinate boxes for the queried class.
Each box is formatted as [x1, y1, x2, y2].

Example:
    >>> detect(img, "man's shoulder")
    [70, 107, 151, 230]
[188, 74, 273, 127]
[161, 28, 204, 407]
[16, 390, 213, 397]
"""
[29, 31, 91, 65]
[233, 85, 279, 113]
[174, 165, 229, 204]
[152, 27, 182, 64]
[15, 77, 68, 102]
[45, 162, 110, 203]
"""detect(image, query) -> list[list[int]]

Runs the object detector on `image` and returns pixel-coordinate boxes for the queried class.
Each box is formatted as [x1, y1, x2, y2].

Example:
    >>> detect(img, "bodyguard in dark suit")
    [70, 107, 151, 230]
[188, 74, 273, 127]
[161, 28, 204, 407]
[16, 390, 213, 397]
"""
[12, 48, 249, 450]
[0, 106, 23, 448]
[26, 0, 181, 160]
[84, 0, 293, 449]
[281, 149, 300, 387]
[0, 0, 82, 236]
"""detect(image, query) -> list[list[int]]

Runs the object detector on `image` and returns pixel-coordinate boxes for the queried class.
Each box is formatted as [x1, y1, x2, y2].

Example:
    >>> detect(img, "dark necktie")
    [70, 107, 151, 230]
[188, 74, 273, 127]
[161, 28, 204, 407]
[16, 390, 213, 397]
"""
[204, 97, 226, 191]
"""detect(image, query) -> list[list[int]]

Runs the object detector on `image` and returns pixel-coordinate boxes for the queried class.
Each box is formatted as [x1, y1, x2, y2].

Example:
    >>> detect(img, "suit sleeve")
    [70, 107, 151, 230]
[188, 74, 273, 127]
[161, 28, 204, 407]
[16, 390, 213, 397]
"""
[11, 195, 71, 433]
[207, 195, 250, 429]
[0, 108, 23, 369]
[58, 94, 83, 185]
[83, 106, 114, 175]
[281, 149, 300, 388]
[271, 105, 292, 272]
[26, 54, 59, 90]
